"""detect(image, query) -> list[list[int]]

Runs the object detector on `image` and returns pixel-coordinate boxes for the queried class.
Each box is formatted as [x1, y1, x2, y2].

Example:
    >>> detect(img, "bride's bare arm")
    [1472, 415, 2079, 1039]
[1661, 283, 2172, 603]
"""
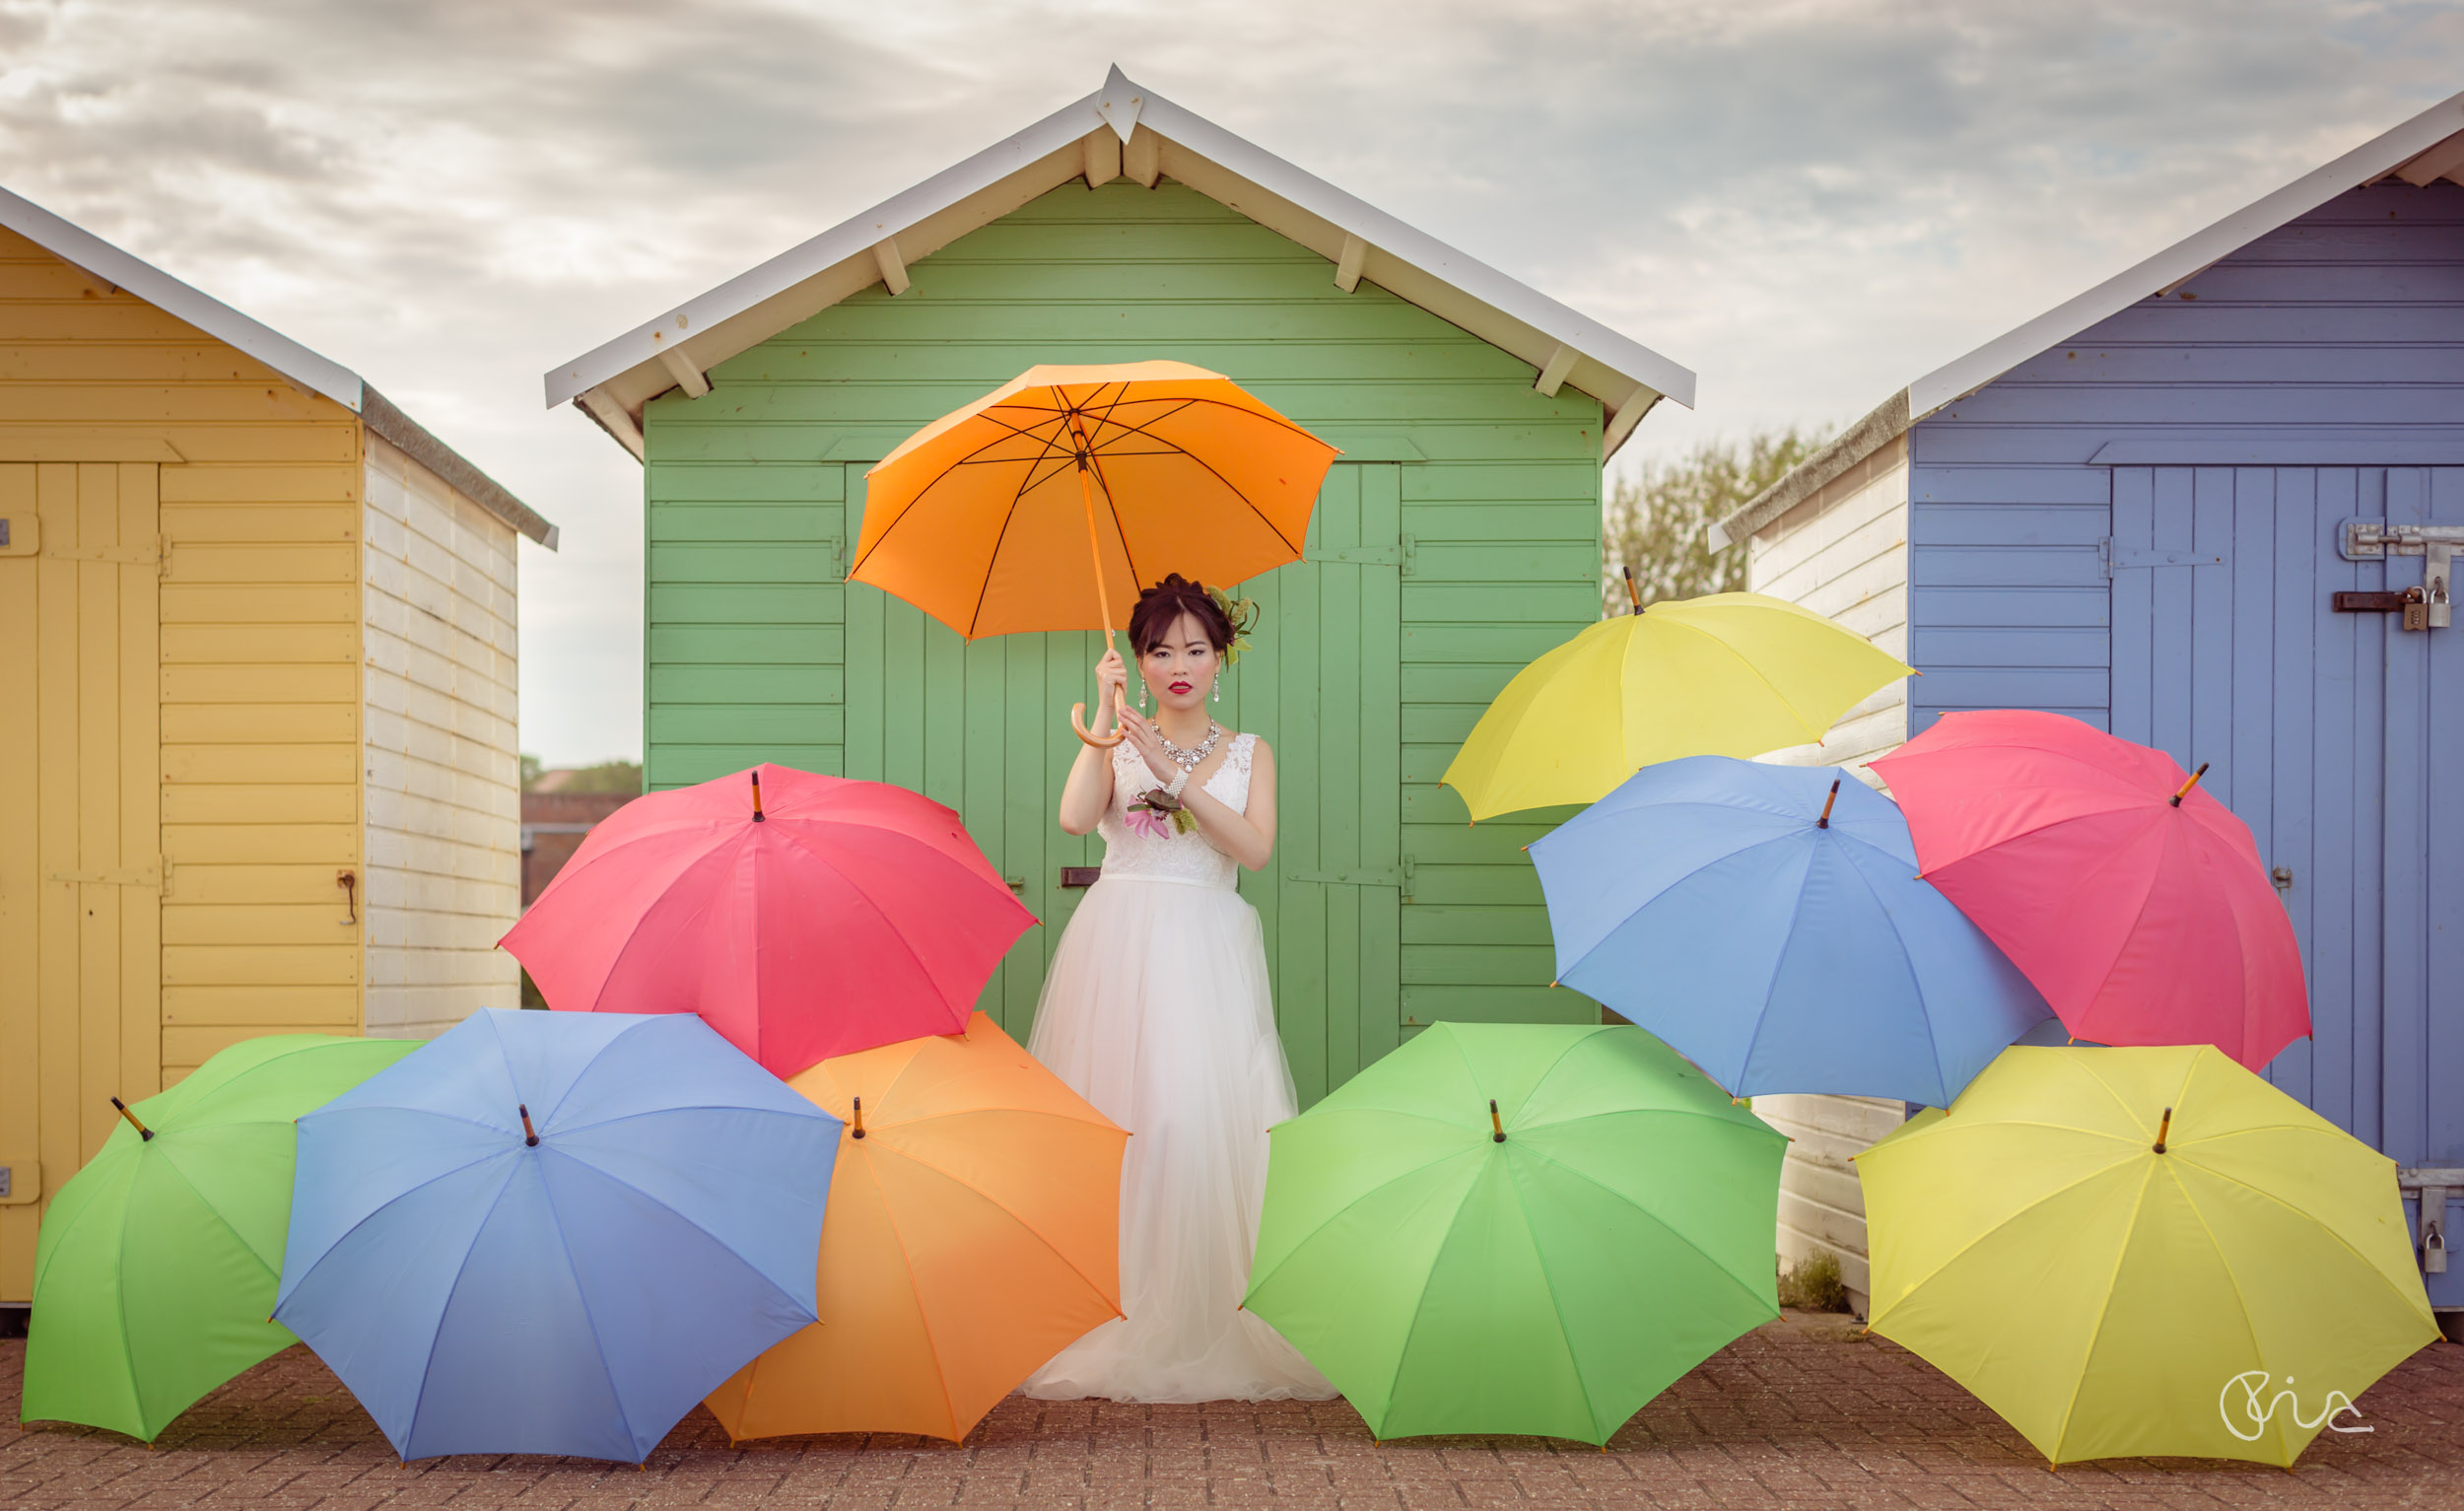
[1175, 738, 1276, 871]
[1058, 648, 1128, 835]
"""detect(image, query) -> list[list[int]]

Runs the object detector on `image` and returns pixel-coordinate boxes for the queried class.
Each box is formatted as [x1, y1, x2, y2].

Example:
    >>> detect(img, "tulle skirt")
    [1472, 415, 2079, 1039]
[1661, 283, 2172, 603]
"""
[1022, 875, 1337, 1403]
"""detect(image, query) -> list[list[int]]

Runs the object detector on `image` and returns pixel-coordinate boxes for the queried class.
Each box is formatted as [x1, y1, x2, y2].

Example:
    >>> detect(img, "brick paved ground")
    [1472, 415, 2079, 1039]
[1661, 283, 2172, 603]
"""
[5, 1315, 2459, 1509]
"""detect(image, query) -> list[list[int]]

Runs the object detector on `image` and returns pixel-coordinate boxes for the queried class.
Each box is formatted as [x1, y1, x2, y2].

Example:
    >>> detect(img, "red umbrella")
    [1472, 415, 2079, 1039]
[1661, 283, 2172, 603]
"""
[1870, 711, 2307, 1071]
[501, 765, 1035, 1078]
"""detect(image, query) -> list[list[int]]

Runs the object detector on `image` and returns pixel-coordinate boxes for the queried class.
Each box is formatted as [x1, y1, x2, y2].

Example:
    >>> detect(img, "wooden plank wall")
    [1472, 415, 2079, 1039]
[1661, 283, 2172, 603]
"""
[1742, 431, 1912, 1312]
[1906, 182, 2464, 739]
[641, 180, 1604, 1070]
[0, 230, 366, 1298]
[362, 433, 521, 1037]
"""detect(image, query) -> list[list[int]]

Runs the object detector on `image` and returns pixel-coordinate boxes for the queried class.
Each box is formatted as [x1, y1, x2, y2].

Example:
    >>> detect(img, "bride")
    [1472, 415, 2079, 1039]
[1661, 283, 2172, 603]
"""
[1022, 573, 1335, 1404]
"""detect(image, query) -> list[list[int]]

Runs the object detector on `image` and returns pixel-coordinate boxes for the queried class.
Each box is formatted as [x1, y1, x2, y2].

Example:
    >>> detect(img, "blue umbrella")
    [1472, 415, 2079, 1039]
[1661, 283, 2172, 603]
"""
[1529, 755, 2050, 1105]
[273, 1008, 841, 1463]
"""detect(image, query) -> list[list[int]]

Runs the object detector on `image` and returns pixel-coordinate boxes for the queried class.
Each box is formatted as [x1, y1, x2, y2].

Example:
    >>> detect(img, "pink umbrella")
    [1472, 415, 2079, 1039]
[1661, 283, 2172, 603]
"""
[1870, 711, 2307, 1071]
[501, 764, 1035, 1078]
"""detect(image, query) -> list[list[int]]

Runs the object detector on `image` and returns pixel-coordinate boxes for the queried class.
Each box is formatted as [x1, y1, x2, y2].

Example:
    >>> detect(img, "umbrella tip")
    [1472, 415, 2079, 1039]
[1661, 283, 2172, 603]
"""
[518, 1103, 540, 1147]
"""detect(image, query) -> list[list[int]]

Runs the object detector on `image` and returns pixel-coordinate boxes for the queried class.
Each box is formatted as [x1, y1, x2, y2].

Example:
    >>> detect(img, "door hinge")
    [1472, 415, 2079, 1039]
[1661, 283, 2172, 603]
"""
[1290, 857, 1414, 898]
[2100, 538, 2225, 577]
[1306, 535, 1415, 574]
[48, 860, 168, 889]
[45, 535, 166, 571]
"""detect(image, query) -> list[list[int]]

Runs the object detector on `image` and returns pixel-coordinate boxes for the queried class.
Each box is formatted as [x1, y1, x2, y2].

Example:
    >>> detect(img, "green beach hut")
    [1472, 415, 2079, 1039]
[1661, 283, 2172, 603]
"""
[543, 68, 1696, 1104]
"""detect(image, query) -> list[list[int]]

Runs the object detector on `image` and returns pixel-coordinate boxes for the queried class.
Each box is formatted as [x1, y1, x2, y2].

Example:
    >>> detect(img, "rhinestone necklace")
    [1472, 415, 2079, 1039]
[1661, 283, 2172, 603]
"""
[1153, 720, 1223, 773]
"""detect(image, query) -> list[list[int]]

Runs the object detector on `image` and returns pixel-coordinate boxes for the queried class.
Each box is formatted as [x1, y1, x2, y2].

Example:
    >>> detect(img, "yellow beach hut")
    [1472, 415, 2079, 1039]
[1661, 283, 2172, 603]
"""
[0, 188, 556, 1309]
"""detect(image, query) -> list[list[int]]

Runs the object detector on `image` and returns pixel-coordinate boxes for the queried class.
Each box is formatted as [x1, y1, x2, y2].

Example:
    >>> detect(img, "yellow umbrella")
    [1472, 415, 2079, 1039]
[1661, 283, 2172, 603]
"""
[853, 361, 1337, 746]
[1439, 589, 1911, 822]
[1856, 1045, 2437, 1468]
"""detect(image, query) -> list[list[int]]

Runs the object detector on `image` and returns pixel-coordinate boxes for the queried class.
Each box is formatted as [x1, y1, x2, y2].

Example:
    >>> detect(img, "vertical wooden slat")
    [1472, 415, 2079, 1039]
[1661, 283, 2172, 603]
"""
[2149, 467, 2196, 762]
[1000, 637, 1050, 1036]
[2351, 467, 2387, 1148]
[2423, 466, 2464, 1184]
[2264, 469, 2317, 1107]
[2308, 468, 2360, 1131]
[76, 463, 122, 1161]
[118, 464, 162, 1101]
[1319, 468, 1363, 1103]
[2379, 466, 2430, 1167]
[1357, 463, 1404, 1077]
[35, 464, 83, 1201]
[2108, 467, 2155, 745]
[1237, 568, 1281, 1018]
[2225, 469, 2275, 827]
[0, 466, 41, 1297]
[1275, 472, 1332, 1106]
[2186, 467, 2235, 784]
[843, 469, 885, 785]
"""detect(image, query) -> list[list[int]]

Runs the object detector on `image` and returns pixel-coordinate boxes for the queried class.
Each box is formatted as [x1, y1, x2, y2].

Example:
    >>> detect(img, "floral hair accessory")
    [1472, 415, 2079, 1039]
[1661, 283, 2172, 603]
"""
[1205, 584, 1261, 666]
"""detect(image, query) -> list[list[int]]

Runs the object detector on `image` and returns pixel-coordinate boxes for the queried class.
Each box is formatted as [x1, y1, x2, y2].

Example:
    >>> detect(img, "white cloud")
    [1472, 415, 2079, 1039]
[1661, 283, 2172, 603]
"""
[2, 0, 2456, 760]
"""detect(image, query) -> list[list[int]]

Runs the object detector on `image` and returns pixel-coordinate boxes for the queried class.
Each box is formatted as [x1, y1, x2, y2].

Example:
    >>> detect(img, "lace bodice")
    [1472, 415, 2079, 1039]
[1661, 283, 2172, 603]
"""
[1096, 731, 1257, 890]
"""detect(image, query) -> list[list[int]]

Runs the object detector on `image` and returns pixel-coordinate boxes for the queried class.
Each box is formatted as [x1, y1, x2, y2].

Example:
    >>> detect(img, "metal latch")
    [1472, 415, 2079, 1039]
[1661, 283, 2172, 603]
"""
[2400, 1168, 2460, 1274]
[2341, 520, 2459, 629]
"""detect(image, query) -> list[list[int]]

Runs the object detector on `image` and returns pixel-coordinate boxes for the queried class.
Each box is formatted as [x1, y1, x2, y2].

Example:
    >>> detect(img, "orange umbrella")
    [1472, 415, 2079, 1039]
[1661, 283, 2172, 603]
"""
[703, 1012, 1127, 1443]
[852, 361, 1337, 745]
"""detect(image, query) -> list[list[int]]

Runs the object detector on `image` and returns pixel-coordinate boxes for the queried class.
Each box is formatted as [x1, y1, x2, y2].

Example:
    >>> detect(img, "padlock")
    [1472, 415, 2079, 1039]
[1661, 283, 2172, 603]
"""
[2402, 585, 2429, 631]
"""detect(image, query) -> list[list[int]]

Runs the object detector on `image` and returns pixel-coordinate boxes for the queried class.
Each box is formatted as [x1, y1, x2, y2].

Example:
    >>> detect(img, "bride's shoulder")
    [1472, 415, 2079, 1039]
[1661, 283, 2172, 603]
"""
[1231, 730, 1271, 765]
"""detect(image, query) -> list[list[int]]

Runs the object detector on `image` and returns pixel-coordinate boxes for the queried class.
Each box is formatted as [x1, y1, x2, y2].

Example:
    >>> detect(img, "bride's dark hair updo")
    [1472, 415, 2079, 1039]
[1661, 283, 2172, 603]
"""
[1129, 573, 1235, 655]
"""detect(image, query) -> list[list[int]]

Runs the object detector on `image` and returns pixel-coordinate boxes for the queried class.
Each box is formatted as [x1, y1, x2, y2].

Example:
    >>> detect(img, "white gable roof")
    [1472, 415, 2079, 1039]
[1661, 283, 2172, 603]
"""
[0, 184, 557, 548]
[546, 66, 1696, 463]
[1714, 86, 2464, 547]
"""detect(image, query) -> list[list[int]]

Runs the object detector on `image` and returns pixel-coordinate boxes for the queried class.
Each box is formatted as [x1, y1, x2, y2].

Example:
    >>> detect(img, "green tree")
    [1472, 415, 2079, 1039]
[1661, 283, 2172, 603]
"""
[1601, 428, 1826, 616]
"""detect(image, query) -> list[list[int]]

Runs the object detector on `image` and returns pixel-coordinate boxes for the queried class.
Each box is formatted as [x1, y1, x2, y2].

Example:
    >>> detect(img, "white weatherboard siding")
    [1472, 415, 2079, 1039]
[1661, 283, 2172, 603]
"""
[361, 433, 521, 1036]
[1745, 431, 1912, 1316]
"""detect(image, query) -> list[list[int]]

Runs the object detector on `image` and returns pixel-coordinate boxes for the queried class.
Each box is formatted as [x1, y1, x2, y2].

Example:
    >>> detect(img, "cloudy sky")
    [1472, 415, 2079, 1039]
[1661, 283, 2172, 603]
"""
[4, 0, 2458, 763]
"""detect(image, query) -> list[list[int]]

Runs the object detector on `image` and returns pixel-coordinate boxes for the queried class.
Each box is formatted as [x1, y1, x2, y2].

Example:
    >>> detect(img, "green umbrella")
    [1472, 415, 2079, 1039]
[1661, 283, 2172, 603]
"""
[1244, 1021, 1787, 1444]
[20, 1033, 420, 1440]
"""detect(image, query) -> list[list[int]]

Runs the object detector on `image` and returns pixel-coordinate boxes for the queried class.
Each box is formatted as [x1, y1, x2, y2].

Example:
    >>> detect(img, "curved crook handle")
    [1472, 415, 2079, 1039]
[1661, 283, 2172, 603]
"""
[1069, 685, 1128, 747]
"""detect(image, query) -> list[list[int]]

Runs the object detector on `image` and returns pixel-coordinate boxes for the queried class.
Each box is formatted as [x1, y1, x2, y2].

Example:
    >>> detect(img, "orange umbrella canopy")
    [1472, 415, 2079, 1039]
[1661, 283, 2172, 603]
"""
[850, 361, 1337, 640]
[703, 1012, 1128, 1443]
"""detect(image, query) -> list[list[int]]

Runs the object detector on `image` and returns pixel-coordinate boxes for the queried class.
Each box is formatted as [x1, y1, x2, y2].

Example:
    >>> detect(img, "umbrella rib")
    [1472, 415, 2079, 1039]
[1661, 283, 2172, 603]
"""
[861, 1147, 974, 1436]
[1648, 616, 1829, 742]
[399, 1158, 525, 1458]
[109, 1162, 152, 1436]
[2169, 1147, 2443, 1314]
[1247, 1142, 1483, 1290]
[848, 408, 1069, 580]
[2062, 848, 2178, 1041]
[1867, 1153, 2144, 1312]
[1495, 1154, 1612, 1443]
[1508, 1140, 1789, 1311]
[963, 407, 1077, 638]
[1728, 847, 1824, 1094]
[584, 830, 759, 1028]
[856, 1133, 1126, 1316]
[765, 824, 962, 1014]
[2045, 1159, 2162, 1462]
[527, 1148, 649, 1461]
[1830, 838, 1963, 1101]
[1082, 403, 1307, 558]
[1080, 442, 1147, 601]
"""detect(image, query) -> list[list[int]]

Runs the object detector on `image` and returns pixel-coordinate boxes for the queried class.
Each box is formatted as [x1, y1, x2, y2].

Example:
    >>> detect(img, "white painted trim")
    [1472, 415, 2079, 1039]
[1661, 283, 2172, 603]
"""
[1907, 89, 2464, 418]
[656, 347, 710, 397]
[542, 64, 1697, 452]
[2394, 128, 2464, 186]
[1334, 233, 1368, 293]
[871, 237, 911, 296]
[0, 183, 361, 410]
[577, 387, 647, 459]
[1534, 341, 1576, 396]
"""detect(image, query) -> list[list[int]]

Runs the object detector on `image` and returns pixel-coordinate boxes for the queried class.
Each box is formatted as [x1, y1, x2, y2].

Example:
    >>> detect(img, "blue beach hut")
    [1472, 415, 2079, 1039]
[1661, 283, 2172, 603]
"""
[1714, 89, 2464, 1323]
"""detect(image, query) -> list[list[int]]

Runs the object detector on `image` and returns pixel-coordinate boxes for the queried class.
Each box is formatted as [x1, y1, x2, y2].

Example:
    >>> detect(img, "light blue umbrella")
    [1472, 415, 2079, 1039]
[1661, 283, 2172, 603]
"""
[273, 1008, 841, 1463]
[1529, 755, 2050, 1105]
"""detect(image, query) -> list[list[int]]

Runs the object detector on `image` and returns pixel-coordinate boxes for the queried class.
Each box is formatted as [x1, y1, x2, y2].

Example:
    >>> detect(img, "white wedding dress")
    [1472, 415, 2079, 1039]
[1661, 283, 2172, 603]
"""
[1022, 733, 1336, 1403]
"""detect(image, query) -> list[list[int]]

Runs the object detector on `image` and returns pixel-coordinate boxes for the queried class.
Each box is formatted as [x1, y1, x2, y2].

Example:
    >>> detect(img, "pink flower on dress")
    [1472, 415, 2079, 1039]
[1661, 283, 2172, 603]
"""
[1125, 805, 1172, 839]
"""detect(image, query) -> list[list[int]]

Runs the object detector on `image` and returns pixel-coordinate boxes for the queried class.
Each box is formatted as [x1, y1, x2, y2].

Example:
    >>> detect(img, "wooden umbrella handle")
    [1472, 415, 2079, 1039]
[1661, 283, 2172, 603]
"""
[1069, 444, 1128, 748]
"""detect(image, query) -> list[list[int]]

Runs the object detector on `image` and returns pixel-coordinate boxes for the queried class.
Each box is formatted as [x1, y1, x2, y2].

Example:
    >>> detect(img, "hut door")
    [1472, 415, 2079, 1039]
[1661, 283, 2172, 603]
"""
[0, 462, 163, 1303]
[2108, 464, 2463, 1308]
[1228, 463, 1405, 1108]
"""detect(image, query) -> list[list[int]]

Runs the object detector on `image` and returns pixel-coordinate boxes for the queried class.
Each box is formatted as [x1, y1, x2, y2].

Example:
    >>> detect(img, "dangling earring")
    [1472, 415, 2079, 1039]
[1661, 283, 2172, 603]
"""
[1211, 672, 1222, 705]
